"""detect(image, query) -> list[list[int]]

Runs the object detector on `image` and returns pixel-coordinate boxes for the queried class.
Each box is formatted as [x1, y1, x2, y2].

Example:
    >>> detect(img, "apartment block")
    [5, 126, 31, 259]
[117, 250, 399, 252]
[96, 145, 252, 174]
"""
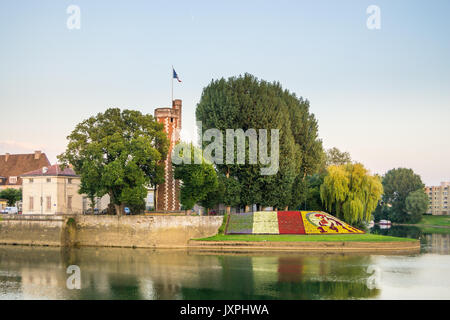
[425, 182, 450, 215]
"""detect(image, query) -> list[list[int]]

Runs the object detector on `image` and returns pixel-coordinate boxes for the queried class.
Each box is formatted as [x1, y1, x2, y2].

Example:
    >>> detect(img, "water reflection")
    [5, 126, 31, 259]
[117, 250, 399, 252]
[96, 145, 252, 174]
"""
[0, 246, 379, 300]
[1, 225, 450, 300]
[370, 225, 450, 255]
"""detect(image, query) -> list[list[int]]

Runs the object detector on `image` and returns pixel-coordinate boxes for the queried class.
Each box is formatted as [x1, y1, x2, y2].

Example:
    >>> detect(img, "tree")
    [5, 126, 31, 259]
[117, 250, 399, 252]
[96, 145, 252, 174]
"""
[58, 108, 169, 215]
[303, 173, 327, 211]
[173, 143, 218, 211]
[325, 147, 352, 167]
[200, 174, 241, 214]
[286, 92, 324, 209]
[405, 189, 429, 223]
[196, 74, 323, 210]
[320, 163, 383, 225]
[0, 188, 22, 206]
[382, 168, 425, 223]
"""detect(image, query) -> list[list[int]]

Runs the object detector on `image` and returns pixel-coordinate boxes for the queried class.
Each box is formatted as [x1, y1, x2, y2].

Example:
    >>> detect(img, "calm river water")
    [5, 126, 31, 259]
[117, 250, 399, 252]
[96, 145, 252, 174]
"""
[1, 226, 449, 300]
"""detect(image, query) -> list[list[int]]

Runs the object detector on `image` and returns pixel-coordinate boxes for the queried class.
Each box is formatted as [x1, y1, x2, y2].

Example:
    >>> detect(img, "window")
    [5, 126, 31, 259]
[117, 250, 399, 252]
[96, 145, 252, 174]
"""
[68, 196, 72, 209]
[29, 178, 34, 183]
[29, 197, 34, 210]
[68, 179, 72, 184]
[46, 178, 51, 183]
[9, 176, 17, 184]
[46, 197, 51, 211]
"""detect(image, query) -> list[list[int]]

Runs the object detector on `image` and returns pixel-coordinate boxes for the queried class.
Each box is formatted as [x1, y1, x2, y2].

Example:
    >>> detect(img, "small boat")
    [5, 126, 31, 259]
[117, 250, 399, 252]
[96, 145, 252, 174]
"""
[379, 219, 392, 225]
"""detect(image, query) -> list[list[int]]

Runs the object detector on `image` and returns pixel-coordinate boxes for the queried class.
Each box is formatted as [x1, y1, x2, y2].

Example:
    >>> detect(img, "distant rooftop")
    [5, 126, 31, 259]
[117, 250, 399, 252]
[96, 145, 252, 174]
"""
[21, 164, 78, 178]
[0, 151, 51, 185]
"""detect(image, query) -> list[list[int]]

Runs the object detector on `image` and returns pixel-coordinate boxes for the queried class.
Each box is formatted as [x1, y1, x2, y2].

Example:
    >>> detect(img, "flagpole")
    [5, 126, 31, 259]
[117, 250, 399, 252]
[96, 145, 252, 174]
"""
[171, 65, 174, 105]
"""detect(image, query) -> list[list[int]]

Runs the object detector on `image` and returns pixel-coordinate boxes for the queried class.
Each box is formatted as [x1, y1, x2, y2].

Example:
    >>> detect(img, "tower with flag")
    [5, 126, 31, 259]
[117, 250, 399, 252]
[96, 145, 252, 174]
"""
[153, 67, 183, 211]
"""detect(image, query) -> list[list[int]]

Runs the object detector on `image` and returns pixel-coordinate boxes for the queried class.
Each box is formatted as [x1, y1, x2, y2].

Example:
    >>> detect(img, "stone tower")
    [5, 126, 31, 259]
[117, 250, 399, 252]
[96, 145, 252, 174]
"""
[154, 99, 182, 211]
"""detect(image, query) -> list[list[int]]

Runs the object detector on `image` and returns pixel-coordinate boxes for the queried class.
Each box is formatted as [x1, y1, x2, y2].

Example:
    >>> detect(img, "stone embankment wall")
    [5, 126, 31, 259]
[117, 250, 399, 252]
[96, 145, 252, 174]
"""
[0, 215, 223, 248]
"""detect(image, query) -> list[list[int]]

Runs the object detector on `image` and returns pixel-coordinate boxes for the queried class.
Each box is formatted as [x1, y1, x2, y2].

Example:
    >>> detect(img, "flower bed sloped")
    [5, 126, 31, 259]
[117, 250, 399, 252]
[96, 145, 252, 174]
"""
[225, 211, 364, 235]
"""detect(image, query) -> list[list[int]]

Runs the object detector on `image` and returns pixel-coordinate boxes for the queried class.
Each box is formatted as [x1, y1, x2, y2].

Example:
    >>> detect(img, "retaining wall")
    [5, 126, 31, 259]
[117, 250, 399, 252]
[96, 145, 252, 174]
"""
[0, 215, 223, 248]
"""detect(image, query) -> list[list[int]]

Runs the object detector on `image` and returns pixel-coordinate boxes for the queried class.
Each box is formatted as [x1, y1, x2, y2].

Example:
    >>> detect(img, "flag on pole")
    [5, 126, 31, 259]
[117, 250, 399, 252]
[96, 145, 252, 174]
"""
[173, 68, 182, 82]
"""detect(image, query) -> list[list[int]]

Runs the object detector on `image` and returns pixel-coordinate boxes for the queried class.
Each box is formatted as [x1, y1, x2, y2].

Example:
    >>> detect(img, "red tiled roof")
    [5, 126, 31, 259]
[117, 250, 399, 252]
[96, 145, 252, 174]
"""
[0, 152, 51, 186]
[21, 164, 78, 177]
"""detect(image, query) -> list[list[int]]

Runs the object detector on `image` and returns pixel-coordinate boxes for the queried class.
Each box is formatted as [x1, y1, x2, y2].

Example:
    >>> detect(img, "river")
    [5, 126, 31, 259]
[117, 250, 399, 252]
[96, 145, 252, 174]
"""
[0, 226, 449, 300]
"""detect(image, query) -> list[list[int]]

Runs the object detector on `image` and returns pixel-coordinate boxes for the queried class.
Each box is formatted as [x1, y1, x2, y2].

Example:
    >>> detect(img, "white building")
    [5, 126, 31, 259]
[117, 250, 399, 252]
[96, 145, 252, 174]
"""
[20, 165, 83, 215]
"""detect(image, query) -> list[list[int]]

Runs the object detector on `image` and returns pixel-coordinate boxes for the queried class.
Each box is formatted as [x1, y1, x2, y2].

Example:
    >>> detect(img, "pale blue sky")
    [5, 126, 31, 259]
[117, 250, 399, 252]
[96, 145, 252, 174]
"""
[0, 0, 449, 185]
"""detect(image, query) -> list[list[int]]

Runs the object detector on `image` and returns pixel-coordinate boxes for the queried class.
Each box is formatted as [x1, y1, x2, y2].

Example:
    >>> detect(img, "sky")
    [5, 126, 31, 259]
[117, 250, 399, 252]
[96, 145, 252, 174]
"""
[0, 0, 449, 186]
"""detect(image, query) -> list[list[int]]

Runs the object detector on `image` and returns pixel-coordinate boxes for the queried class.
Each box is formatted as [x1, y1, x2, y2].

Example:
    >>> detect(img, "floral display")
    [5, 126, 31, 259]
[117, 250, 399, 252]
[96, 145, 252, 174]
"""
[225, 211, 364, 235]
[277, 211, 305, 234]
[225, 211, 254, 234]
[252, 211, 279, 234]
[301, 212, 364, 234]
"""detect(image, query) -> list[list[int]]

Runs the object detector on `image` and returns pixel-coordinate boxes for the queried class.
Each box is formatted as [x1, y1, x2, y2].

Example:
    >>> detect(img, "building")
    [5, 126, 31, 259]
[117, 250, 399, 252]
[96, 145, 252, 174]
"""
[0, 151, 51, 190]
[82, 194, 111, 213]
[20, 165, 83, 215]
[425, 182, 450, 215]
[154, 99, 182, 211]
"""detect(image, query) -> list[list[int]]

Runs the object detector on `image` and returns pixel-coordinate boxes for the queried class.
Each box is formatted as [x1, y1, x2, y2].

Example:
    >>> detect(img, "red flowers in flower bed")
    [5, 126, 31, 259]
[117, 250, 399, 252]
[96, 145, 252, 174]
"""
[277, 211, 305, 234]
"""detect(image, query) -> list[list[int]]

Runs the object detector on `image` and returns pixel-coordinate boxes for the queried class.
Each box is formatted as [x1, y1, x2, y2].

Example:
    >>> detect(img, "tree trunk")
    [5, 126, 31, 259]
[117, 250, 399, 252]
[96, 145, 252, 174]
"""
[114, 204, 124, 216]
[284, 206, 289, 211]
[226, 206, 231, 215]
[244, 205, 250, 213]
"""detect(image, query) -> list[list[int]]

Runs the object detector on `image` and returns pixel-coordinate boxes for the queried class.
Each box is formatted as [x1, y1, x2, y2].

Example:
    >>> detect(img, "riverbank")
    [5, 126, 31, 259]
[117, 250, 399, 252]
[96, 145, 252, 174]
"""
[196, 234, 416, 242]
[0, 214, 420, 252]
[393, 215, 450, 235]
[394, 215, 450, 229]
[189, 234, 420, 253]
[0, 214, 222, 248]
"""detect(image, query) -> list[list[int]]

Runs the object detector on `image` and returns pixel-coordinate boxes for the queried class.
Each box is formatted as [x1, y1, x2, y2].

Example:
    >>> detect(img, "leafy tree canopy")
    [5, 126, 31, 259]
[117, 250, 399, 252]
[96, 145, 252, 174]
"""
[196, 74, 323, 209]
[174, 142, 218, 211]
[405, 189, 429, 224]
[58, 108, 169, 215]
[320, 163, 383, 224]
[0, 188, 22, 206]
[382, 168, 424, 222]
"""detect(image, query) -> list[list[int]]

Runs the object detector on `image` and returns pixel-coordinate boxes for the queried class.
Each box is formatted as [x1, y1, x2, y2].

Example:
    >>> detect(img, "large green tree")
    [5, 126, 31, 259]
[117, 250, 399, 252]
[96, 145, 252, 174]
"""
[320, 163, 383, 225]
[196, 74, 323, 210]
[382, 168, 425, 222]
[200, 174, 241, 214]
[173, 143, 218, 211]
[405, 189, 429, 223]
[0, 188, 22, 206]
[58, 108, 169, 215]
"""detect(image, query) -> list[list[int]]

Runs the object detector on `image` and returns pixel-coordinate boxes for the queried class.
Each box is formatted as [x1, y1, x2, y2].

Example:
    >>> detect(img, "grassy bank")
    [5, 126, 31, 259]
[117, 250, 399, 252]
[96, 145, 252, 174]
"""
[418, 226, 450, 234]
[195, 234, 416, 242]
[418, 215, 450, 227]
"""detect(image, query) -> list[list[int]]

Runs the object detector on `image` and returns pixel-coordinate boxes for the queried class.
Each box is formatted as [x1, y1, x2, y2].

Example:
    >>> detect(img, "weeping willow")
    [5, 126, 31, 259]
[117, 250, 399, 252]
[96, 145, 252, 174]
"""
[320, 163, 383, 224]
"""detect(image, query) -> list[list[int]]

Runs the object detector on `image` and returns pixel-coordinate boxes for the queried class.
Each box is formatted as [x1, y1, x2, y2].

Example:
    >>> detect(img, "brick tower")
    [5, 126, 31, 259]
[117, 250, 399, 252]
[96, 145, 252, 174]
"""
[155, 99, 182, 211]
